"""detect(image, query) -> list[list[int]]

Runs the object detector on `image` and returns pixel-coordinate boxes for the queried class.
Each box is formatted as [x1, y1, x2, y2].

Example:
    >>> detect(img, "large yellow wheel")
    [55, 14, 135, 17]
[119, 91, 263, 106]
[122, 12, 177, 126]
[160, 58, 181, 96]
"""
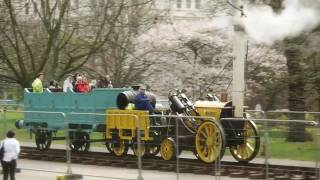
[230, 120, 260, 162]
[108, 140, 129, 157]
[160, 138, 176, 161]
[132, 142, 146, 157]
[195, 121, 225, 163]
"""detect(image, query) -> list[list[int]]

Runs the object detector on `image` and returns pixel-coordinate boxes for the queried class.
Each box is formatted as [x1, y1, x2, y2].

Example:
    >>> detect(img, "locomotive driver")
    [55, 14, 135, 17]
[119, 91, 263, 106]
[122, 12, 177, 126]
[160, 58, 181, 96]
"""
[134, 85, 154, 114]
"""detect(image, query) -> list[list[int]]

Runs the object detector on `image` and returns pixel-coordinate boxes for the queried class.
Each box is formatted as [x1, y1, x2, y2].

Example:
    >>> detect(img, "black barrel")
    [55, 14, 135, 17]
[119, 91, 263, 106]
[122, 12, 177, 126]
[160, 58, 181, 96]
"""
[169, 95, 186, 113]
[116, 90, 157, 109]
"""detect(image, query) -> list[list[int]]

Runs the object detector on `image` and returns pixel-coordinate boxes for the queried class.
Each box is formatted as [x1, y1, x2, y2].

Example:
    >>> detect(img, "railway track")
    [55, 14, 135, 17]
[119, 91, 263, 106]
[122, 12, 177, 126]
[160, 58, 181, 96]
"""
[20, 146, 317, 180]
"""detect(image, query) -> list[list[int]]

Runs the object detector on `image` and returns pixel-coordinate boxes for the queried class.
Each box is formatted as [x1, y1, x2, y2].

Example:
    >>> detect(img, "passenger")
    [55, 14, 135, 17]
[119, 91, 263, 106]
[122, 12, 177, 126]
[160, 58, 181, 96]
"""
[63, 74, 74, 92]
[89, 79, 97, 90]
[72, 73, 80, 90]
[97, 75, 113, 88]
[49, 80, 60, 89]
[32, 73, 44, 93]
[134, 85, 154, 114]
[0, 130, 20, 180]
[75, 75, 90, 93]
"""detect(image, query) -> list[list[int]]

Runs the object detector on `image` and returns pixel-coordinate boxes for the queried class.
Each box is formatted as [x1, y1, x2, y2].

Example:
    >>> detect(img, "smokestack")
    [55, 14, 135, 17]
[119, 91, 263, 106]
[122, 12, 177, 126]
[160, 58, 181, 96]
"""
[232, 1, 246, 118]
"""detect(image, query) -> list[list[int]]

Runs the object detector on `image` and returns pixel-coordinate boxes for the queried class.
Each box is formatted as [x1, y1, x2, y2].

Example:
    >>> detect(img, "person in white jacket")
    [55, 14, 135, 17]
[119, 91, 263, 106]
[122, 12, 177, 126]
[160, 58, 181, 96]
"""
[63, 74, 74, 92]
[0, 130, 20, 180]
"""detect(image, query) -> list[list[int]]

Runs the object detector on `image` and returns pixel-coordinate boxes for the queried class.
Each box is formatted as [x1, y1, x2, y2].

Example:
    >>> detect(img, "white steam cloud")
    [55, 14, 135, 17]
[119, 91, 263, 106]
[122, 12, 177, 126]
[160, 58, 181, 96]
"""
[243, 0, 320, 44]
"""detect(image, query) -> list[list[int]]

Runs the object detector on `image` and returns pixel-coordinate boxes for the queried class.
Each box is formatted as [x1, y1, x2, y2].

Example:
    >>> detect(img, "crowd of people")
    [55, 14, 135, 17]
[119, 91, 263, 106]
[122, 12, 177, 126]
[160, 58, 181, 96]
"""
[32, 72, 113, 93]
[31, 72, 155, 114]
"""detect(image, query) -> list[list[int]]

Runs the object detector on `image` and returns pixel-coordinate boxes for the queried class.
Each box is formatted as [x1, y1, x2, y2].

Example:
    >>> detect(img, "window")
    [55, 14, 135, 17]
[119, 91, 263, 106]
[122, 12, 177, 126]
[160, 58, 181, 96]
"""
[57, 0, 61, 8]
[91, 0, 97, 8]
[74, 22, 79, 35]
[99, 0, 105, 7]
[74, 0, 79, 9]
[195, 0, 201, 9]
[33, 2, 38, 14]
[25, 3, 29, 14]
[186, 0, 191, 8]
[177, 0, 182, 8]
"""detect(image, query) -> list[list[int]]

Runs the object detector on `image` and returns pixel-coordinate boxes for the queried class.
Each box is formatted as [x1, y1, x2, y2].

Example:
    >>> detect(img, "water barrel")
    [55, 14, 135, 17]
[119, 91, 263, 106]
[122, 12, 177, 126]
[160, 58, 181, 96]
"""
[116, 90, 156, 109]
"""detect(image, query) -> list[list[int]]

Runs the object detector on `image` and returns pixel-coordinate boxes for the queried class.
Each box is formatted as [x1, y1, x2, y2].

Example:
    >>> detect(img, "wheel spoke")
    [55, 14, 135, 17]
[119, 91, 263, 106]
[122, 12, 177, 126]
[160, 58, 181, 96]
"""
[207, 147, 211, 159]
[200, 131, 208, 138]
[246, 142, 254, 152]
[204, 126, 210, 136]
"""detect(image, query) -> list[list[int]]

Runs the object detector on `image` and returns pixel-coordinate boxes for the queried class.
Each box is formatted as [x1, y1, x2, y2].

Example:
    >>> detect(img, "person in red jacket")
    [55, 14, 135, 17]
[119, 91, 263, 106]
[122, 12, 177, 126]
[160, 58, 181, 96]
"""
[75, 75, 89, 93]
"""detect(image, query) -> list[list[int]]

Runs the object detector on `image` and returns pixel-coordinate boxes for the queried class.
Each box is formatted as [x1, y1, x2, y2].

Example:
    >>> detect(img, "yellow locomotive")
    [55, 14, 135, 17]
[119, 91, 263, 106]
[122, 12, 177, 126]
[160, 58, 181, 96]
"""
[106, 89, 260, 163]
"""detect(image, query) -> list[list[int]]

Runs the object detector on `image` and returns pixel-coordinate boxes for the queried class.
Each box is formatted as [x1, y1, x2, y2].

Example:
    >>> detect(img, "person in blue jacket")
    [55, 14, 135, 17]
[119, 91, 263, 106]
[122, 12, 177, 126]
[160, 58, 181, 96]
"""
[134, 85, 154, 114]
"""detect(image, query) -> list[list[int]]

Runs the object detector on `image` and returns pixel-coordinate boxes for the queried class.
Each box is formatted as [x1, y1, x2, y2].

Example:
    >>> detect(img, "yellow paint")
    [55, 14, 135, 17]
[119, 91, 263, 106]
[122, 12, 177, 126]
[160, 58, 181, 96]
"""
[106, 109, 152, 141]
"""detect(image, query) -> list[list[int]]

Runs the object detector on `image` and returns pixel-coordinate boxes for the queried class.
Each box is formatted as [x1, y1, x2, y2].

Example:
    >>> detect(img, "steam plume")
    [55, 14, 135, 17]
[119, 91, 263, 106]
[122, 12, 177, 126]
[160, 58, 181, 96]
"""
[243, 0, 320, 44]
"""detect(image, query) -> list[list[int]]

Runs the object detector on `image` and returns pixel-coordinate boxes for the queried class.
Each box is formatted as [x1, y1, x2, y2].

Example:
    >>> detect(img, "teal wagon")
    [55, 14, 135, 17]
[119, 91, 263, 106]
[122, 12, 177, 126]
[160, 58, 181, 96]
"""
[17, 88, 129, 151]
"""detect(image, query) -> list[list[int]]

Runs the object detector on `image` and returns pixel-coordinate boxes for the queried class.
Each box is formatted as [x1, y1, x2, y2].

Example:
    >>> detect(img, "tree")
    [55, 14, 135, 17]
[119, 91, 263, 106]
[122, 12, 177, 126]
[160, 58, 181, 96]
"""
[283, 36, 308, 141]
[136, 21, 234, 99]
[266, 0, 320, 141]
[0, 0, 138, 88]
[82, 0, 155, 87]
[246, 44, 287, 110]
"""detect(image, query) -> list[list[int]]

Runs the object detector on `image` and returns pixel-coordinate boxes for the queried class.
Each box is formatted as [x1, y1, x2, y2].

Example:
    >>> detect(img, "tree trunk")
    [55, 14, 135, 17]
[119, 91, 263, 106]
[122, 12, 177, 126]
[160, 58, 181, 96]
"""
[284, 38, 307, 142]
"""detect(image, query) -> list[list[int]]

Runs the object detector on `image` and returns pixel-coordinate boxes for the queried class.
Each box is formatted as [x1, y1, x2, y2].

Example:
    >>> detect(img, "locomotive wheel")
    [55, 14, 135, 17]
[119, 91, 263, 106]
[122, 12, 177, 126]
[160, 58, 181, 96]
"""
[132, 141, 146, 157]
[195, 120, 225, 163]
[160, 138, 176, 161]
[229, 120, 260, 162]
[35, 130, 52, 151]
[109, 140, 129, 157]
[69, 132, 90, 152]
[145, 144, 160, 157]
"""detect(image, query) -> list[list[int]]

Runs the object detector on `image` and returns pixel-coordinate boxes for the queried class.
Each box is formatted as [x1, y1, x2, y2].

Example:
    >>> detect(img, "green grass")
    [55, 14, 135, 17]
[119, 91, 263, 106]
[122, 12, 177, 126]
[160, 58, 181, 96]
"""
[1, 112, 319, 161]
[0, 111, 30, 141]
[266, 137, 317, 161]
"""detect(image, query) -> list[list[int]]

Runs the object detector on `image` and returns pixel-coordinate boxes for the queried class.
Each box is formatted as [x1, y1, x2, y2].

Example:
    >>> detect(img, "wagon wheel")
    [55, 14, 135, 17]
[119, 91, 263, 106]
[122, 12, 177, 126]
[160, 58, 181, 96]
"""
[108, 140, 129, 157]
[160, 137, 176, 161]
[229, 120, 260, 162]
[145, 144, 160, 157]
[132, 141, 146, 157]
[105, 141, 112, 153]
[102, 133, 113, 153]
[144, 131, 161, 157]
[195, 120, 225, 163]
[69, 132, 90, 152]
[35, 130, 52, 151]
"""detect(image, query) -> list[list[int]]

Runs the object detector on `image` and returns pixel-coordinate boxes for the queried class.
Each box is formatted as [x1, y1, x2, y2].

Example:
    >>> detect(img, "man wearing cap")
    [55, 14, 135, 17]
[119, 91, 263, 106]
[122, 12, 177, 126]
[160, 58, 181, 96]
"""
[134, 85, 154, 114]
[32, 73, 44, 93]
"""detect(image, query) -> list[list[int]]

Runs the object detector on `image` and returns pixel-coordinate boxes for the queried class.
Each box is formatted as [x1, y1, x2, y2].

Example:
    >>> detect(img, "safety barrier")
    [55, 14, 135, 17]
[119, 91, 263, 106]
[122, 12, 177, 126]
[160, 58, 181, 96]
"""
[266, 110, 320, 180]
[1, 106, 320, 180]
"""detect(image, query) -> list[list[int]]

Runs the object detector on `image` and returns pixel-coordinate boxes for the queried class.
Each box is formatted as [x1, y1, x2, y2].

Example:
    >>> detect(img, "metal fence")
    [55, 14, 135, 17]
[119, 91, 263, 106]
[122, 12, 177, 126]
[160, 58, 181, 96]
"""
[0, 106, 319, 180]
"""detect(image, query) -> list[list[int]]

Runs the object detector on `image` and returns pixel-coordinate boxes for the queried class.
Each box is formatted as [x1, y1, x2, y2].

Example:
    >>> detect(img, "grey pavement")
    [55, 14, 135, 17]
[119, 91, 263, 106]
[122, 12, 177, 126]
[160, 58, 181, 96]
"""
[13, 159, 248, 180]
[20, 141, 316, 168]
[11, 141, 316, 180]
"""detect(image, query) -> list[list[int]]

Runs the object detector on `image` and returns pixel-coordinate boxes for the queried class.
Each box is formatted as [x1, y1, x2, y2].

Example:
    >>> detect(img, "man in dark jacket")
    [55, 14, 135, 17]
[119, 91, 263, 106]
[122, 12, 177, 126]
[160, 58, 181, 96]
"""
[134, 85, 154, 114]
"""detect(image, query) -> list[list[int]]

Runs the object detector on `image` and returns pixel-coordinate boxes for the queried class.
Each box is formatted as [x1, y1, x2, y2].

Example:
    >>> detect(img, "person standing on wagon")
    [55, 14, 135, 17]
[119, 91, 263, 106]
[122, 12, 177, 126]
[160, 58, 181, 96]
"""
[0, 130, 20, 180]
[32, 72, 44, 93]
